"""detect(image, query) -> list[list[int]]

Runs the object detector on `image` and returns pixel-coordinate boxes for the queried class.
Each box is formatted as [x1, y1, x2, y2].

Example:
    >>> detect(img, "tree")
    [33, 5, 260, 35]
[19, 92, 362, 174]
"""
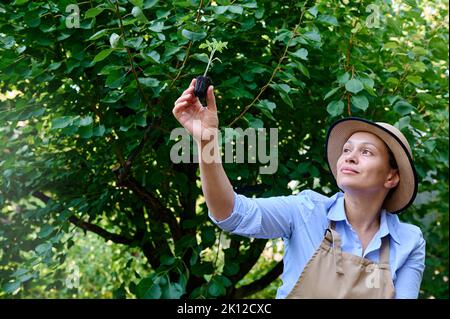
[0, 0, 448, 298]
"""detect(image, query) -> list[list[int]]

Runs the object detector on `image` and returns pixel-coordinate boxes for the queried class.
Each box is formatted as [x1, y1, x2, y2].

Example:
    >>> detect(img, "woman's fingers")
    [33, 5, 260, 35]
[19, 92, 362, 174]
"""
[172, 101, 190, 117]
[180, 78, 196, 96]
[206, 85, 216, 111]
[173, 79, 199, 119]
[175, 93, 194, 105]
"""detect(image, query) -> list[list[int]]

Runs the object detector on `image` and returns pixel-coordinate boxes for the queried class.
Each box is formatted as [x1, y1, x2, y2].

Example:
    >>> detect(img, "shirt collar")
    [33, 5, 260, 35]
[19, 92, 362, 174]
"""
[327, 192, 401, 244]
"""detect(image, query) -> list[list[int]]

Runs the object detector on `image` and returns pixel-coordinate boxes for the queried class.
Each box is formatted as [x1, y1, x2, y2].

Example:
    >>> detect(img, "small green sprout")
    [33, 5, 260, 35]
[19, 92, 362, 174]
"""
[199, 38, 228, 77]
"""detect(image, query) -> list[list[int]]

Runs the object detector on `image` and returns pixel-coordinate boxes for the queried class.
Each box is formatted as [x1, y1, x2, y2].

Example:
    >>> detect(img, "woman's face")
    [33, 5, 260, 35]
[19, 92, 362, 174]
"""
[336, 131, 399, 195]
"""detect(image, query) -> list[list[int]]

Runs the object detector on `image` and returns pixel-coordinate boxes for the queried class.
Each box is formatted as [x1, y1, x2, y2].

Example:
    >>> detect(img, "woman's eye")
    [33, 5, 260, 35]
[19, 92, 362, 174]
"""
[363, 149, 372, 155]
[343, 148, 350, 153]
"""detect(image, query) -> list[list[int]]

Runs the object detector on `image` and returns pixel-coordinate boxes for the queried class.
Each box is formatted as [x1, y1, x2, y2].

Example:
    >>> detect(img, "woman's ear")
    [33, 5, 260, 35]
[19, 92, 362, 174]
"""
[385, 169, 400, 189]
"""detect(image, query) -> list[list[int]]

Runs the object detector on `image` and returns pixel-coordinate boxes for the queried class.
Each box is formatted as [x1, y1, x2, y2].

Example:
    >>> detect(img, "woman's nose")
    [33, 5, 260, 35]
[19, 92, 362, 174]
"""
[345, 150, 358, 163]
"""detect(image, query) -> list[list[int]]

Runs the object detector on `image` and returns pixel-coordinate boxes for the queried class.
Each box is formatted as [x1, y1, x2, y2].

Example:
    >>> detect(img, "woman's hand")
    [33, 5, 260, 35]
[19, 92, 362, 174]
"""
[172, 78, 219, 144]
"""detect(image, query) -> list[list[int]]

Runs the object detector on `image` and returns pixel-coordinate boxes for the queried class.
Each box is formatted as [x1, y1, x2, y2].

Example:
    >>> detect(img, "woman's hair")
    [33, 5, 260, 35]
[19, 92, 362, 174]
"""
[384, 142, 399, 202]
[387, 146, 398, 170]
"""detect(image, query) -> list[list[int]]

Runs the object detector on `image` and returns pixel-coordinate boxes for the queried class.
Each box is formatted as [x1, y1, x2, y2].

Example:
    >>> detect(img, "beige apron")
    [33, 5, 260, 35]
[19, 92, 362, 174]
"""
[286, 221, 395, 299]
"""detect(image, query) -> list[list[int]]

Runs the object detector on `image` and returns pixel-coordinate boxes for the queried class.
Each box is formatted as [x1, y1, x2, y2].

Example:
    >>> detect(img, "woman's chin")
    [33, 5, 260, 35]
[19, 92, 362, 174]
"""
[337, 182, 361, 193]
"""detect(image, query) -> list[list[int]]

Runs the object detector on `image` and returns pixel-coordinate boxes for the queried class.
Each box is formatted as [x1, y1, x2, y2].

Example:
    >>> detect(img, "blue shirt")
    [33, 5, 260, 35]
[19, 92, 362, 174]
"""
[208, 189, 426, 299]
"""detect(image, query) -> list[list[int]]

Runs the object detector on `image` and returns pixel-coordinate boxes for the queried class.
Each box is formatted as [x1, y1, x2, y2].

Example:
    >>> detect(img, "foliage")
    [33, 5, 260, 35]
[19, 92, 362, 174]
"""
[199, 38, 228, 76]
[0, 0, 448, 299]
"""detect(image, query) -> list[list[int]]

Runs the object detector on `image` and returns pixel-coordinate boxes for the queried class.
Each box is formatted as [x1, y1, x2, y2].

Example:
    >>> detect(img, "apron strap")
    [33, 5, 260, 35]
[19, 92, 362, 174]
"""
[379, 236, 390, 265]
[325, 221, 344, 275]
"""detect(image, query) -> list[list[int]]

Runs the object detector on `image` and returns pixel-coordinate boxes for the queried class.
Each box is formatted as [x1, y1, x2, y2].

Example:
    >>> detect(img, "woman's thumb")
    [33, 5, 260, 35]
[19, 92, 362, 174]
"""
[206, 85, 217, 111]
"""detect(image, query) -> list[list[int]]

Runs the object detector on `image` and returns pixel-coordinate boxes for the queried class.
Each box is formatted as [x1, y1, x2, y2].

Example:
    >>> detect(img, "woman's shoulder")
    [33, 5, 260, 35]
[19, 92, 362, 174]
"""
[293, 189, 342, 214]
[386, 213, 425, 246]
[296, 189, 342, 205]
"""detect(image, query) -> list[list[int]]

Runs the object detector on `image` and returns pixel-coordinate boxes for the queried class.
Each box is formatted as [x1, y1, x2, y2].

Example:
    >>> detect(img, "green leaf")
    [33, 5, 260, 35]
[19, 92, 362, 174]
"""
[78, 116, 93, 126]
[271, 83, 293, 108]
[213, 6, 229, 14]
[324, 87, 340, 100]
[412, 61, 427, 73]
[304, 31, 321, 43]
[93, 49, 114, 63]
[290, 48, 308, 60]
[160, 255, 175, 266]
[394, 116, 411, 130]
[406, 75, 422, 85]
[386, 66, 398, 72]
[149, 21, 164, 33]
[48, 62, 62, 71]
[138, 77, 160, 87]
[296, 62, 309, 78]
[351, 94, 369, 111]
[258, 99, 276, 112]
[132, 6, 149, 23]
[337, 73, 350, 85]
[245, 114, 264, 129]
[208, 281, 225, 297]
[147, 51, 160, 63]
[78, 125, 93, 138]
[307, 6, 318, 17]
[85, 7, 104, 18]
[228, 5, 243, 14]
[161, 283, 184, 299]
[35, 242, 52, 255]
[143, 283, 162, 299]
[130, 0, 144, 8]
[383, 42, 398, 49]
[51, 116, 74, 129]
[24, 11, 41, 27]
[93, 125, 106, 137]
[326, 100, 344, 117]
[215, 275, 232, 287]
[3, 281, 20, 294]
[106, 70, 126, 88]
[404, 0, 417, 7]
[38, 225, 54, 239]
[144, 0, 158, 9]
[345, 79, 364, 94]
[223, 262, 239, 276]
[181, 29, 206, 42]
[393, 100, 414, 116]
[12, 268, 29, 277]
[317, 15, 339, 26]
[242, 1, 257, 8]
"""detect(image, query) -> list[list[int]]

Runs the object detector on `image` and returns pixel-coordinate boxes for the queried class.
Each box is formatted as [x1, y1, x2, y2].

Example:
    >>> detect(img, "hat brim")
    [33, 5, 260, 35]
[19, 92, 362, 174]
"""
[325, 117, 418, 214]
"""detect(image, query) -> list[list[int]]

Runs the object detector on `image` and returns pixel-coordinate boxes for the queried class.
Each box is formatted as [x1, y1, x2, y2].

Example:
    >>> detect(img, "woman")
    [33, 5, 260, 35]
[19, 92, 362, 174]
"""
[172, 79, 426, 299]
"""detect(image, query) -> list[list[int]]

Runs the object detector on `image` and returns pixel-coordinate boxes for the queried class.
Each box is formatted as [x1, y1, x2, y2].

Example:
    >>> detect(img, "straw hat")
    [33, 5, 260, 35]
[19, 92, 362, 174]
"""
[325, 117, 418, 214]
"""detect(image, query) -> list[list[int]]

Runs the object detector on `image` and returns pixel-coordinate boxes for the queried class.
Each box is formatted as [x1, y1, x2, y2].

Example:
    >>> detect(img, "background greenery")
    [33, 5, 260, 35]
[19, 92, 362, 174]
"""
[0, 0, 448, 299]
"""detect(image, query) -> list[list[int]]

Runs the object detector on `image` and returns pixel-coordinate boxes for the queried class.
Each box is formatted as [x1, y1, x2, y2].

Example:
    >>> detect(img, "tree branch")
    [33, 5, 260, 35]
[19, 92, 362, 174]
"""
[227, 238, 268, 285]
[227, 1, 310, 127]
[112, 0, 153, 112]
[231, 261, 284, 298]
[68, 215, 134, 245]
[32, 191, 134, 246]
[169, 0, 204, 88]
[113, 172, 182, 242]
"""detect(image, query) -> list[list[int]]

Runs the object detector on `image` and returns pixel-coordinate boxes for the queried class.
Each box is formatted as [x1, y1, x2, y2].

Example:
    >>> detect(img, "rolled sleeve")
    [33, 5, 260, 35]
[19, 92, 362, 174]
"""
[208, 191, 309, 239]
[208, 192, 246, 233]
[394, 230, 426, 299]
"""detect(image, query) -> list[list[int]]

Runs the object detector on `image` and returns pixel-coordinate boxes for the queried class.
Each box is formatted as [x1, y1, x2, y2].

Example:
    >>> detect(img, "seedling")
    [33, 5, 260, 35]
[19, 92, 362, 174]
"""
[194, 38, 228, 106]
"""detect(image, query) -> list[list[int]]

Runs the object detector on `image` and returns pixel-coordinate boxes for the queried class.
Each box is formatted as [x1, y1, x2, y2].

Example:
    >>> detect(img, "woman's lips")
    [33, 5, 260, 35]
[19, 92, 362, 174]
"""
[341, 169, 358, 174]
[340, 167, 359, 174]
